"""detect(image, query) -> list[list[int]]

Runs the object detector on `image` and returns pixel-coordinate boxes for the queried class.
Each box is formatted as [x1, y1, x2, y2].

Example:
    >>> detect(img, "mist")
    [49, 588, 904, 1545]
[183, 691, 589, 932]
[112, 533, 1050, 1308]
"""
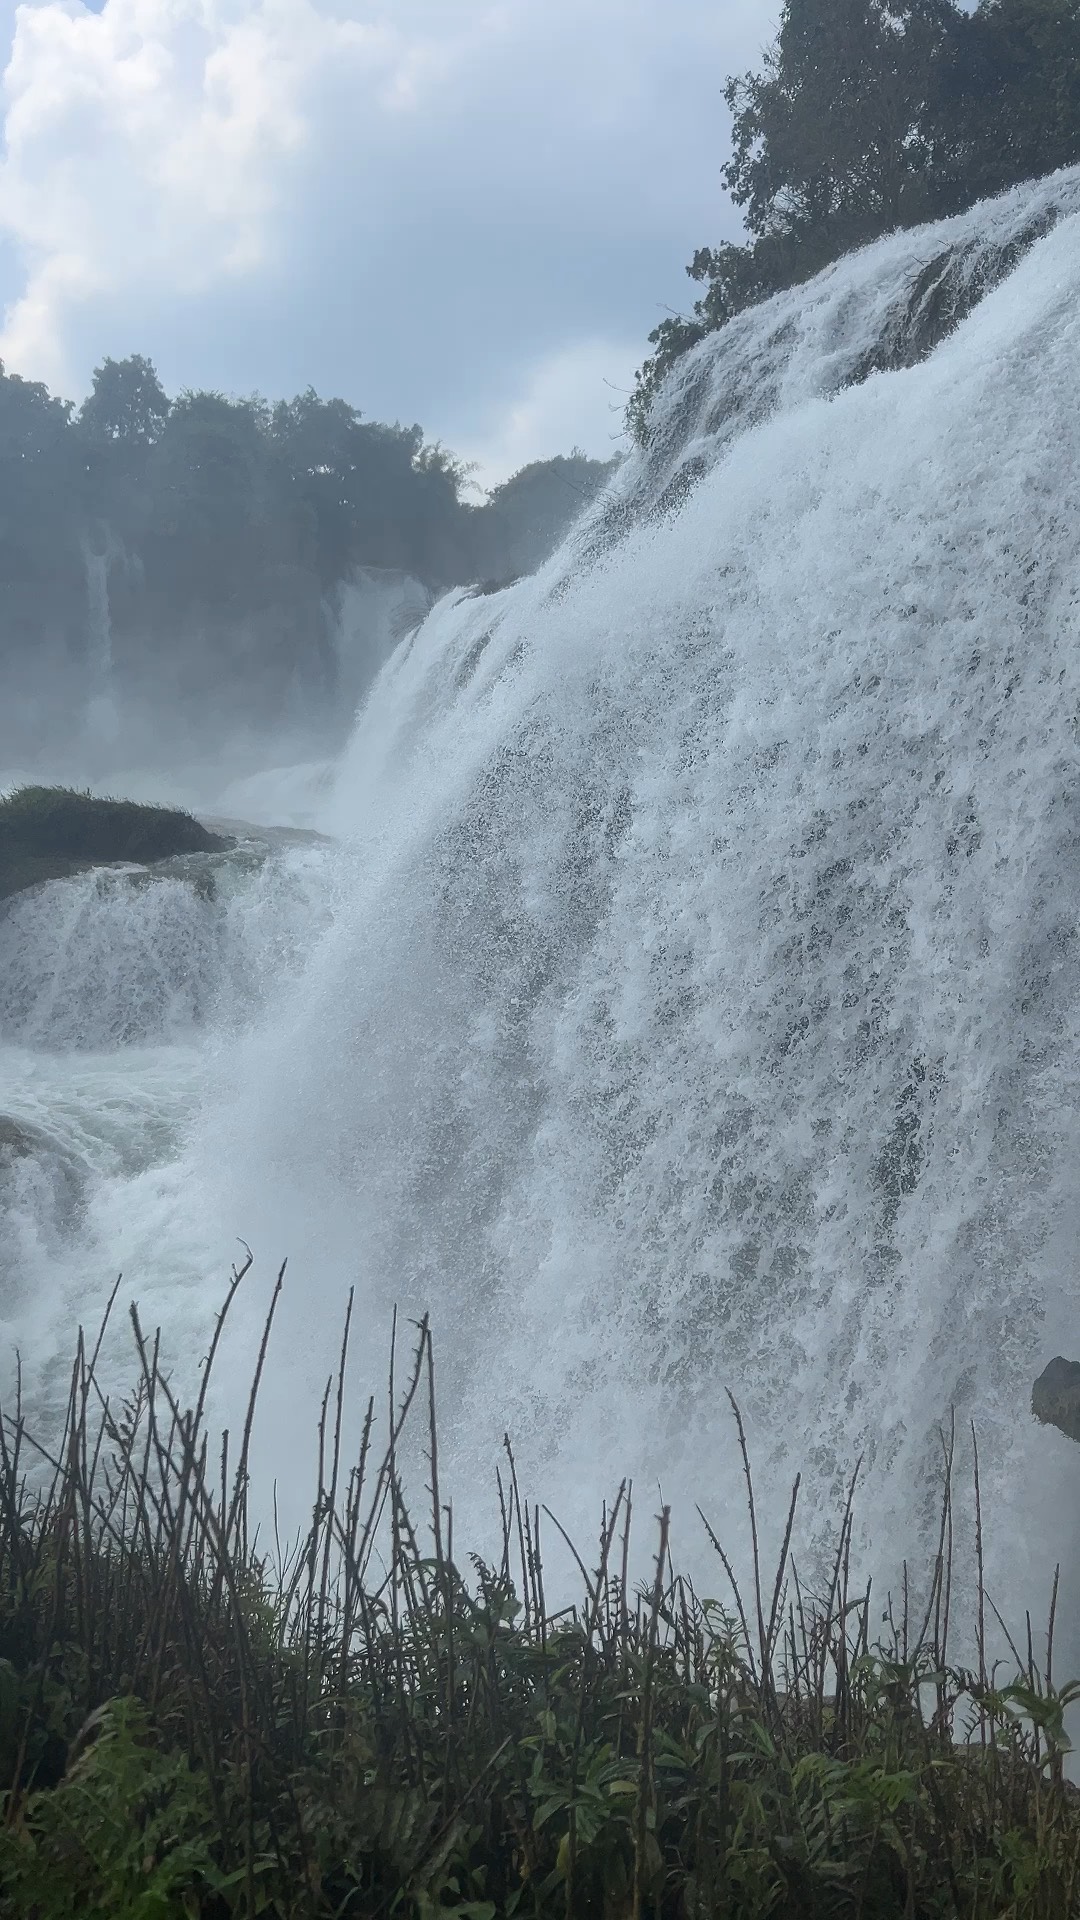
[0, 355, 616, 810]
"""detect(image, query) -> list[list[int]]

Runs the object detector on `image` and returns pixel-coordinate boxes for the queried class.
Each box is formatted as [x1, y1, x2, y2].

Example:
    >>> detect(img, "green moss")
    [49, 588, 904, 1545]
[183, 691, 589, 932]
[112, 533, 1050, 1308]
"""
[0, 785, 231, 901]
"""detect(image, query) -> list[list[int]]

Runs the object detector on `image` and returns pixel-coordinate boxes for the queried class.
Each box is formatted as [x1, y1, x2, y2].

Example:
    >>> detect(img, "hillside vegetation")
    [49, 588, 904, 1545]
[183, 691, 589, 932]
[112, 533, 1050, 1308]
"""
[632, 0, 1080, 431]
[0, 352, 616, 755]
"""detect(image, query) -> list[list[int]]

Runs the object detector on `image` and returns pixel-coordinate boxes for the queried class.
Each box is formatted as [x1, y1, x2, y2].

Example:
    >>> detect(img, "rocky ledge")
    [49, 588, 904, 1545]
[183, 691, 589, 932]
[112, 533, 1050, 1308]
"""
[0, 785, 231, 902]
[1032, 1356, 1080, 1445]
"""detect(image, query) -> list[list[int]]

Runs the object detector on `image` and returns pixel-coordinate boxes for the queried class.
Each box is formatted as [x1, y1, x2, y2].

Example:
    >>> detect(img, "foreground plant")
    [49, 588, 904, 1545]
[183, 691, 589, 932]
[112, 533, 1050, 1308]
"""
[0, 1261, 1076, 1918]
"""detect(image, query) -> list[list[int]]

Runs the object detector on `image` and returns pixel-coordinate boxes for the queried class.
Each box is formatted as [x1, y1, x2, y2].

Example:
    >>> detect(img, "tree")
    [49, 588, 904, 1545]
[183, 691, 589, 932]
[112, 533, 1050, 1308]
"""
[270, 394, 472, 585]
[473, 452, 619, 581]
[144, 389, 275, 601]
[0, 362, 72, 455]
[272, 391, 375, 581]
[0, 364, 77, 593]
[0, 344, 605, 747]
[77, 355, 171, 447]
[723, 1, 957, 253]
[629, 0, 1080, 436]
[945, 0, 1080, 199]
[631, 1, 962, 435]
[74, 356, 173, 538]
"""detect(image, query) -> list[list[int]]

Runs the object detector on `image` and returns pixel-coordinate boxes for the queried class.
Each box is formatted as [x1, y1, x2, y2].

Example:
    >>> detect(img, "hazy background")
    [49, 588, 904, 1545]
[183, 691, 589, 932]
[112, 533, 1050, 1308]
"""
[0, 0, 780, 790]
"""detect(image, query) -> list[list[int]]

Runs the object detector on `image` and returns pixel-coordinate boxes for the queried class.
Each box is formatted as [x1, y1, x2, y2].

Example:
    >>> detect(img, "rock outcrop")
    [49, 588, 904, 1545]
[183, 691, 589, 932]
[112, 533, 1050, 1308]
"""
[0, 1113, 85, 1231]
[0, 1116, 42, 1160]
[0, 785, 231, 902]
[1032, 1357, 1080, 1444]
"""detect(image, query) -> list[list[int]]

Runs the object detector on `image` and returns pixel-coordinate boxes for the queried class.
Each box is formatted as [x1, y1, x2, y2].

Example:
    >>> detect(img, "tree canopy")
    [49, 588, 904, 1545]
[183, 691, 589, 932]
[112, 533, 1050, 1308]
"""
[78, 354, 170, 446]
[481, 450, 620, 581]
[630, 0, 1080, 434]
[0, 354, 616, 758]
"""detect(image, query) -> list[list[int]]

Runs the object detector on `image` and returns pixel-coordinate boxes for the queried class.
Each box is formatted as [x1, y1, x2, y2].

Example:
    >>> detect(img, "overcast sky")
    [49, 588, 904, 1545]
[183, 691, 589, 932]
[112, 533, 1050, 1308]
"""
[0, 0, 775, 486]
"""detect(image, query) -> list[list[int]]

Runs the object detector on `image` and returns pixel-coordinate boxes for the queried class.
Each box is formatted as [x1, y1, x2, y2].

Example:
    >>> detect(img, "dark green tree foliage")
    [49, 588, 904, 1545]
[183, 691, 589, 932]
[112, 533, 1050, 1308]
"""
[73, 356, 172, 543]
[0, 366, 80, 644]
[0, 354, 613, 746]
[77, 353, 170, 445]
[946, 0, 1080, 197]
[726, 1, 952, 255]
[477, 449, 620, 583]
[0, 367, 74, 571]
[269, 395, 471, 585]
[631, 0, 1080, 435]
[147, 391, 275, 599]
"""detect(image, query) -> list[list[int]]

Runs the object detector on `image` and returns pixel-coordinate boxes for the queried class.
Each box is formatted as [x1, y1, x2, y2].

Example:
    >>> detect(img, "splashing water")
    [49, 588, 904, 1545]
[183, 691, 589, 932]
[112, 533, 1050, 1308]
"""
[5, 171, 1080, 1639]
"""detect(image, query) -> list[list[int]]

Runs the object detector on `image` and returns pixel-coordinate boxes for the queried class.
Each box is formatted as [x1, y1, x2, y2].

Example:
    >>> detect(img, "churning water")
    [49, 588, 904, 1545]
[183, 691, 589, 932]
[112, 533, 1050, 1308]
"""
[5, 171, 1080, 1644]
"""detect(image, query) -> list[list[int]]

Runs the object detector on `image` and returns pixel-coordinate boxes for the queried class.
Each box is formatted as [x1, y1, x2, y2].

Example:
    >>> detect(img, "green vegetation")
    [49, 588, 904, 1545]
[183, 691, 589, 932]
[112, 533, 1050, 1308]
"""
[0, 1265, 1077, 1917]
[0, 785, 230, 901]
[0, 354, 616, 750]
[631, 0, 1080, 433]
[479, 451, 620, 585]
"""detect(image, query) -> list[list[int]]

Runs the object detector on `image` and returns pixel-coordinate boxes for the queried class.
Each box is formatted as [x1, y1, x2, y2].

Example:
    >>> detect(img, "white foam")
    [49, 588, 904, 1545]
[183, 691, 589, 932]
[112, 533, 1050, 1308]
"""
[7, 172, 1080, 1639]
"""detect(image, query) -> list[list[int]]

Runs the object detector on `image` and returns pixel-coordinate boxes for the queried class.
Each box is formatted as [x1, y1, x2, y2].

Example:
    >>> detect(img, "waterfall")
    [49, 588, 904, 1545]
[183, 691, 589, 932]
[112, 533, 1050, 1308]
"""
[81, 535, 120, 747]
[8, 169, 1080, 1642]
[331, 569, 433, 719]
[83, 543, 112, 681]
[213, 168, 1080, 1601]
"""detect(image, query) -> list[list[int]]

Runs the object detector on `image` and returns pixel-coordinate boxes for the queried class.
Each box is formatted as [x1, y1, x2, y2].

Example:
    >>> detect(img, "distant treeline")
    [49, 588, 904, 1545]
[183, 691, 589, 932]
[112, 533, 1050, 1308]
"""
[0, 353, 616, 744]
[632, 0, 1080, 430]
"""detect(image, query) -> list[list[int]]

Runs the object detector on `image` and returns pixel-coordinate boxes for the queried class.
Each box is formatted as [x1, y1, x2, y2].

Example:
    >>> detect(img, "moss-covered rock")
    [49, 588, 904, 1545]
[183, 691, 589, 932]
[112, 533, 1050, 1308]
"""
[0, 786, 232, 902]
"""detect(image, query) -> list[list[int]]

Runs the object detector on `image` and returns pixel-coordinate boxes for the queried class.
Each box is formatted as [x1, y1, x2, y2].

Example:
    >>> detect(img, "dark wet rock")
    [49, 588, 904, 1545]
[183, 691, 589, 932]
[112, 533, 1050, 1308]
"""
[0, 785, 232, 902]
[0, 1116, 42, 1160]
[0, 1113, 84, 1233]
[1032, 1357, 1080, 1444]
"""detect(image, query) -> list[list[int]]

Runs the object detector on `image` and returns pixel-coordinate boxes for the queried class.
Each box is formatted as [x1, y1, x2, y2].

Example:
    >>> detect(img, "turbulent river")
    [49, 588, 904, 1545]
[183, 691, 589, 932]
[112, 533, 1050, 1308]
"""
[5, 170, 1080, 1651]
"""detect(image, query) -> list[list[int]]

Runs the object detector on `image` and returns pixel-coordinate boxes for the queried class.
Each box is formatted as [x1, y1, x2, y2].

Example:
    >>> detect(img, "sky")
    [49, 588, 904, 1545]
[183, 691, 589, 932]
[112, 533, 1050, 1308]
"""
[0, 0, 775, 486]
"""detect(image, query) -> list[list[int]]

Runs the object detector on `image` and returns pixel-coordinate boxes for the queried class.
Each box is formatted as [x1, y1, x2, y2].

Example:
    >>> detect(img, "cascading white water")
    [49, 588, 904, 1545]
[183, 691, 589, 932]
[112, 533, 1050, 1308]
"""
[0, 834, 332, 1390]
[0, 847, 327, 1052]
[80, 536, 120, 747]
[332, 569, 433, 717]
[5, 169, 1080, 1647]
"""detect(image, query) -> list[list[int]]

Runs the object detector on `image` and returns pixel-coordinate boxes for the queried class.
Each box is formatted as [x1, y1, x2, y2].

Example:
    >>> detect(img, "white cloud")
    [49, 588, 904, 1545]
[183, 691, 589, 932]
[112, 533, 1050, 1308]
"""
[463, 335, 636, 490]
[0, 0, 772, 452]
[0, 0, 393, 379]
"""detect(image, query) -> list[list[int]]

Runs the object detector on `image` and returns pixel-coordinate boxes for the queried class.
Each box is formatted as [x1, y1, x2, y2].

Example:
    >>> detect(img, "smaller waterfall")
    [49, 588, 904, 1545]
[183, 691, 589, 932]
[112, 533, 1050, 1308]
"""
[331, 569, 434, 718]
[81, 536, 120, 747]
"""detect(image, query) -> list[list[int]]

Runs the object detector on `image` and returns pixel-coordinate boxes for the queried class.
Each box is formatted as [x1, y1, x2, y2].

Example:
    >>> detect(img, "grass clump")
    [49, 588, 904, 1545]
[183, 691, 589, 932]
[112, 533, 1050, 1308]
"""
[0, 1264, 1077, 1918]
[0, 784, 230, 900]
